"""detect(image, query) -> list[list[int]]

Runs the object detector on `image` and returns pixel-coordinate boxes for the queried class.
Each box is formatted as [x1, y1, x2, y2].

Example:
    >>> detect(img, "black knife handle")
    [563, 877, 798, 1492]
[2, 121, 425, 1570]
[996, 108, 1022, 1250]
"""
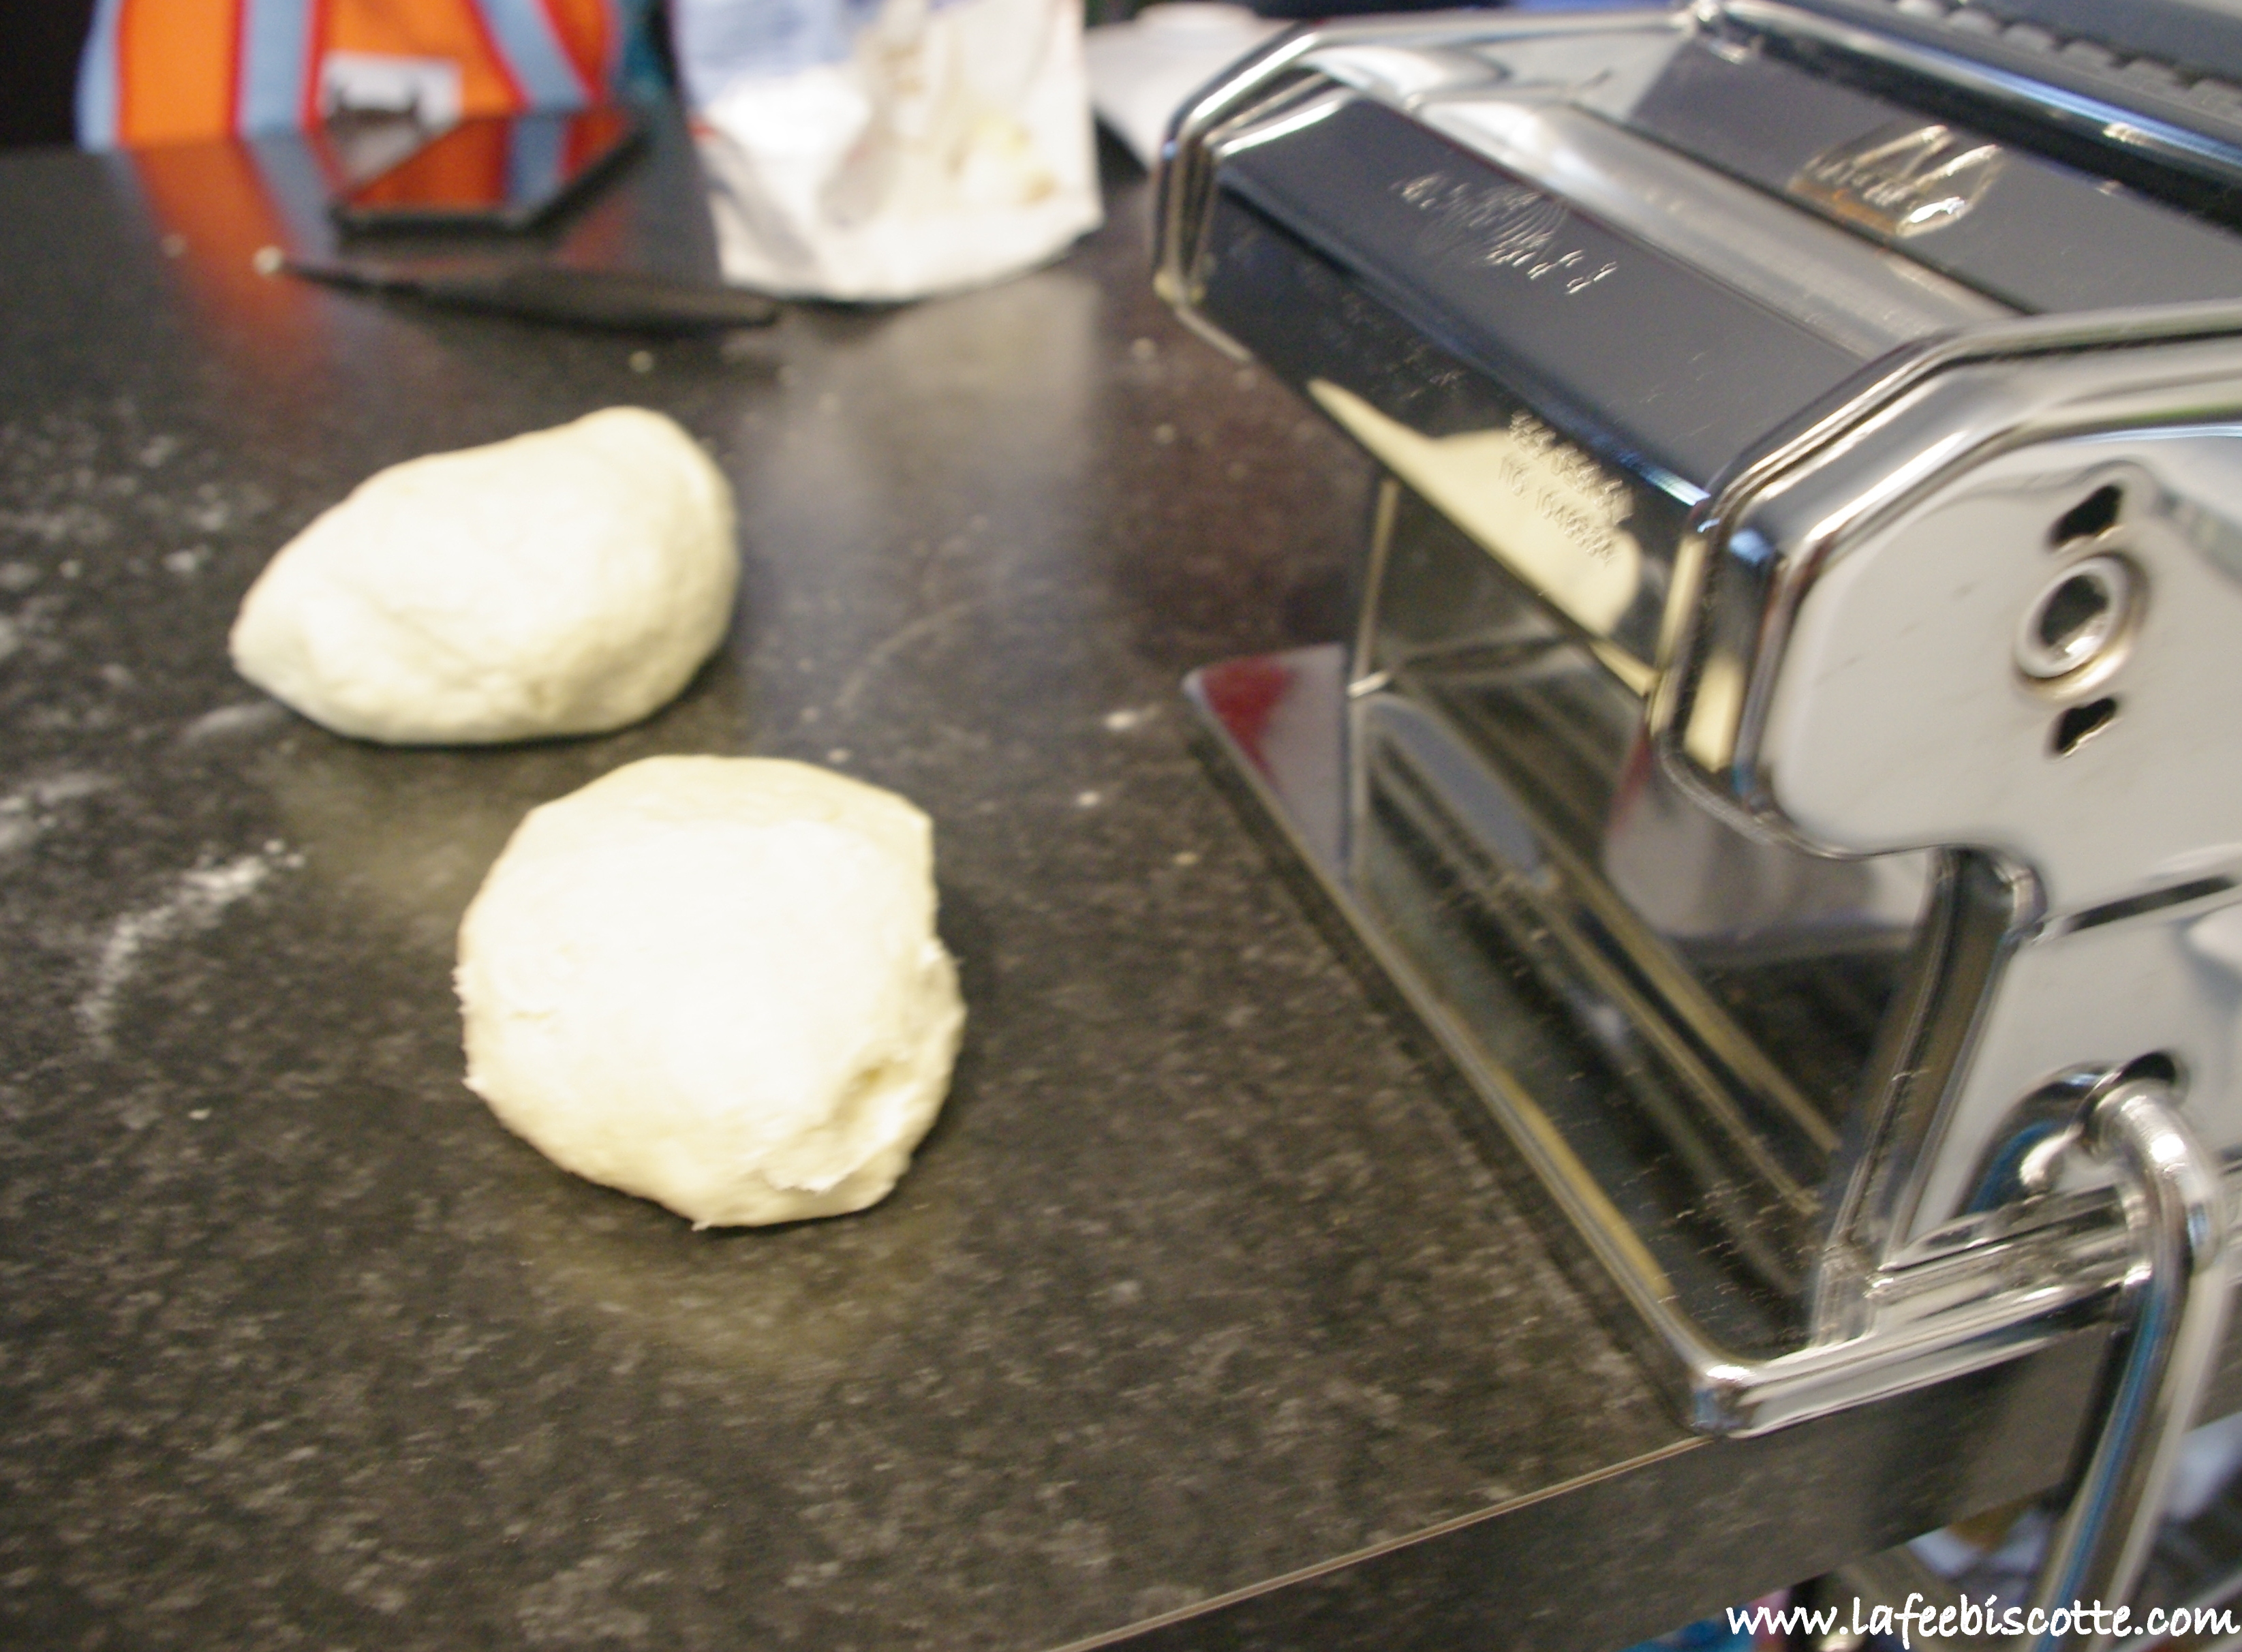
[434, 267, 781, 332]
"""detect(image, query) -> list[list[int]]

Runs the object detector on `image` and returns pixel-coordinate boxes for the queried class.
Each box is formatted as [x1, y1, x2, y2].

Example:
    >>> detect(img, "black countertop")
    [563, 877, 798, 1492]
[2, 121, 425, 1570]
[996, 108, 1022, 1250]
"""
[0, 123, 2100, 1651]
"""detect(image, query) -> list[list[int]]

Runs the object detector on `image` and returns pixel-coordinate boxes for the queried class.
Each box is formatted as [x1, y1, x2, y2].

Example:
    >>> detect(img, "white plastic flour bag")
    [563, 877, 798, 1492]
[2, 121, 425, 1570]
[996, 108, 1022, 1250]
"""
[675, 0, 1104, 300]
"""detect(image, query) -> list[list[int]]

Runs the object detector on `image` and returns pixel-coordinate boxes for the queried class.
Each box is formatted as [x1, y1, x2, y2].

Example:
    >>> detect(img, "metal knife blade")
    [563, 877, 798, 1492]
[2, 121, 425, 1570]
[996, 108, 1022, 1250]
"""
[279, 257, 781, 333]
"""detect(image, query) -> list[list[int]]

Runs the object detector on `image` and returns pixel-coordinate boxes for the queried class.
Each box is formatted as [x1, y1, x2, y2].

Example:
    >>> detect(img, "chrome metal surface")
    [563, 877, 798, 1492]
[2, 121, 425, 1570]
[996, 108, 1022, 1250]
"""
[2014, 553, 2138, 688]
[1186, 645, 2160, 1435]
[1158, 1, 2242, 1595]
[1737, 0, 2242, 194]
[1154, 9, 1673, 326]
[1663, 317, 2242, 1261]
[2032, 1082, 2230, 1649]
[1787, 119, 2006, 239]
[1619, 27, 2242, 312]
[1355, 81, 2011, 356]
[1191, 88, 1864, 491]
[1184, 652, 2241, 1548]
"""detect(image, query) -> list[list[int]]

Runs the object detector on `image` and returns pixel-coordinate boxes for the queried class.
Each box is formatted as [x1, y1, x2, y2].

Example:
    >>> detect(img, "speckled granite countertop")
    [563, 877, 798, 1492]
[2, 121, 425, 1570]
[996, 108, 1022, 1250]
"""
[0, 125, 2100, 1652]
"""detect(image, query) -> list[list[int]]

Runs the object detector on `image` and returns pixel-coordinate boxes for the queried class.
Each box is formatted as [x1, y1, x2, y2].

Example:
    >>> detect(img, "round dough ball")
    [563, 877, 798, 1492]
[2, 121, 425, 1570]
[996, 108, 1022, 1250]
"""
[230, 408, 737, 744]
[455, 756, 964, 1228]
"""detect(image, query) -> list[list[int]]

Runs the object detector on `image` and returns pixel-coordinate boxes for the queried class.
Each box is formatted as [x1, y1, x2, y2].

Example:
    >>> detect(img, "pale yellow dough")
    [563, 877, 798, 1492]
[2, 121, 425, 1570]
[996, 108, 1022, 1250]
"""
[455, 756, 964, 1228]
[229, 408, 737, 744]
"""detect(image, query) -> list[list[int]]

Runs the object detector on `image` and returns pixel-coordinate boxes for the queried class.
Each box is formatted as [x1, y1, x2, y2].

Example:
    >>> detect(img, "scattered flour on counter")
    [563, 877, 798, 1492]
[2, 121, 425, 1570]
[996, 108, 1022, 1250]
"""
[0, 502, 114, 548]
[181, 700, 286, 744]
[0, 771, 112, 858]
[181, 486, 235, 534]
[829, 598, 981, 718]
[515, 1553, 651, 1647]
[0, 595, 67, 671]
[78, 847, 296, 1045]
[0, 412, 274, 598]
